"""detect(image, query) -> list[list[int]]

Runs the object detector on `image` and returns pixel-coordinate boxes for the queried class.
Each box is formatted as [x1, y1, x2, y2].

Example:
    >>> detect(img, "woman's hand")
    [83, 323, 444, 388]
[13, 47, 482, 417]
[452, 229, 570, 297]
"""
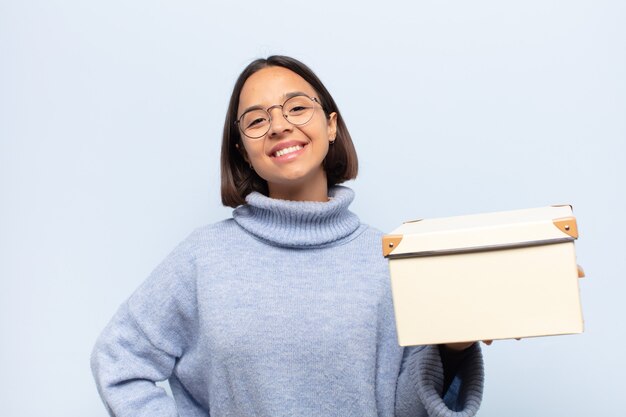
[443, 338, 524, 351]
[442, 340, 493, 352]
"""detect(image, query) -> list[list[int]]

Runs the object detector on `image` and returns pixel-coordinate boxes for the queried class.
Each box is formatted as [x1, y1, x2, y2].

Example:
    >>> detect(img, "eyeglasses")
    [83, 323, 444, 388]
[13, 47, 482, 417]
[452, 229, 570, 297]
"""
[235, 94, 322, 139]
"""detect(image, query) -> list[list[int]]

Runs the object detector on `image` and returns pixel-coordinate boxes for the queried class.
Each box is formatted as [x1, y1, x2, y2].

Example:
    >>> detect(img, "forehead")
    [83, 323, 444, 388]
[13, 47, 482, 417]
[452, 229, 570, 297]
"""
[238, 66, 317, 111]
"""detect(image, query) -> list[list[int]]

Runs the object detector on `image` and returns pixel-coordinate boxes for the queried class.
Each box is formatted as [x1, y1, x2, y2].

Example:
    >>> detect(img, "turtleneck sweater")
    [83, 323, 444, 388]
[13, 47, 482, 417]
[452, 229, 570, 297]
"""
[91, 186, 484, 417]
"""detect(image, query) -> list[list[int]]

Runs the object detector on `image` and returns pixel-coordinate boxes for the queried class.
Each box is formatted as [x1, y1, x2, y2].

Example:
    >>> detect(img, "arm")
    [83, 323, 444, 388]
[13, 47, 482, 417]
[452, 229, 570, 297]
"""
[395, 343, 484, 417]
[91, 235, 199, 417]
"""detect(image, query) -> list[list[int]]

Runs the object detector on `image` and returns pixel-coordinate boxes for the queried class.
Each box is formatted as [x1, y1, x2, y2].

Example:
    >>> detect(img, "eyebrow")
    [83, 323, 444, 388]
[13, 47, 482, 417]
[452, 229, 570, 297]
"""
[239, 91, 314, 115]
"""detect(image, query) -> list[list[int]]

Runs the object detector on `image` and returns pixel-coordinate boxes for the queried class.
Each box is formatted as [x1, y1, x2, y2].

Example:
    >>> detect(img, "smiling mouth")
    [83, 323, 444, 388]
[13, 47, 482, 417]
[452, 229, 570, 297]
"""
[273, 145, 304, 157]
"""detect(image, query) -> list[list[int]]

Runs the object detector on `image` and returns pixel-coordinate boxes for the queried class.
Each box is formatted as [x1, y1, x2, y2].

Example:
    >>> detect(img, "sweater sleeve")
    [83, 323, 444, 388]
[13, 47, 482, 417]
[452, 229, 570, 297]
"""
[395, 343, 484, 417]
[90, 234, 200, 417]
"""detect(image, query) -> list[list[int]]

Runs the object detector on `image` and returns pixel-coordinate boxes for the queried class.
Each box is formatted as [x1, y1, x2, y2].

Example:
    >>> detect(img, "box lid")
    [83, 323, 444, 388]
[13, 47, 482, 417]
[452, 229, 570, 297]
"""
[383, 205, 578, 258]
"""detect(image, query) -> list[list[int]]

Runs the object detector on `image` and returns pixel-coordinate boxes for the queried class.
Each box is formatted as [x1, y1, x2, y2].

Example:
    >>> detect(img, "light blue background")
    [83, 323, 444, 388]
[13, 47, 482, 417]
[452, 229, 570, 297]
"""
[1, 1, 624, 415]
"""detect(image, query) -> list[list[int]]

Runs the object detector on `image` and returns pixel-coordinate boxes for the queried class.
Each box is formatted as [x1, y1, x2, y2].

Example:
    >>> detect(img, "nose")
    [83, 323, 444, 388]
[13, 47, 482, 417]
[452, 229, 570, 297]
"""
[267, 106, 292, 137]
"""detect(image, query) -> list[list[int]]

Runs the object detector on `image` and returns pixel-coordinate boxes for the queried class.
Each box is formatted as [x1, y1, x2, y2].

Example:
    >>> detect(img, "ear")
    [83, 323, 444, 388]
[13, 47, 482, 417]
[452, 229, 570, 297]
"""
[327, 112, 338, 142]
[235, 142, 250, 164]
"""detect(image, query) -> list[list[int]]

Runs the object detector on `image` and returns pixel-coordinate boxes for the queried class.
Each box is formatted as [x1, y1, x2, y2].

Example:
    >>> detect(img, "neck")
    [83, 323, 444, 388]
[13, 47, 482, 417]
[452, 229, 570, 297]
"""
[267, 171, 329, 202]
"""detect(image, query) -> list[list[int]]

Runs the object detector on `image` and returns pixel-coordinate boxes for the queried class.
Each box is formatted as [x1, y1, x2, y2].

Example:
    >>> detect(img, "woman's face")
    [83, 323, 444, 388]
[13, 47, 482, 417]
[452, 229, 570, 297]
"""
[237, 66, 337, 201]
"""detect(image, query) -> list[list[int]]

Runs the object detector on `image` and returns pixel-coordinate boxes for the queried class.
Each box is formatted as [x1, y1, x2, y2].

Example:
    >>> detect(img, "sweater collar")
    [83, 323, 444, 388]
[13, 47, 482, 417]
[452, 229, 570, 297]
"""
[232, 186, 362, 248]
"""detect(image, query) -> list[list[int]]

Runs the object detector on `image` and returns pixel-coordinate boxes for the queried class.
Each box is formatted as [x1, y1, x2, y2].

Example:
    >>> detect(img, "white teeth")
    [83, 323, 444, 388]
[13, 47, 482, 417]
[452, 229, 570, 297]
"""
[274, 145, 303, 157]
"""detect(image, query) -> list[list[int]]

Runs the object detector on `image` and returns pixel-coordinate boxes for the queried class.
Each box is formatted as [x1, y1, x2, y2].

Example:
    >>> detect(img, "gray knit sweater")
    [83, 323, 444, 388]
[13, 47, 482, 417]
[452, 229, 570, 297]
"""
[91, 186, 484, 417]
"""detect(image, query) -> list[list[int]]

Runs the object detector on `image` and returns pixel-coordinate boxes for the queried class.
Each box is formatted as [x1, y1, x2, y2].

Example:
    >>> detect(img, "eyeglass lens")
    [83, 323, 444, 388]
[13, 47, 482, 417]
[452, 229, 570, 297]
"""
[239, 95, 317, 139]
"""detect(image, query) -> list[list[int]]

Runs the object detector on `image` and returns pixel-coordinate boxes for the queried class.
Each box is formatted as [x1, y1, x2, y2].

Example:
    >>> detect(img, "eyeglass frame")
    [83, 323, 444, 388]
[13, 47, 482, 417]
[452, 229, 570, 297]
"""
[234, 94, 323, 139]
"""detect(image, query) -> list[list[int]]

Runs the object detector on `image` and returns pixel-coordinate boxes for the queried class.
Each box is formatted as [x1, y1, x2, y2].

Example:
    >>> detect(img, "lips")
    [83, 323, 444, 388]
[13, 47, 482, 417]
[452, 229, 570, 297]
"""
[268, 140, 308, 158]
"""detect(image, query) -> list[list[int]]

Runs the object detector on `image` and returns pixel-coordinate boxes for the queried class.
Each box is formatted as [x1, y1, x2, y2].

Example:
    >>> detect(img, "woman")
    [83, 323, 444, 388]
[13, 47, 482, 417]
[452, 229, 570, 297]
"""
[91, 55, 484, 417]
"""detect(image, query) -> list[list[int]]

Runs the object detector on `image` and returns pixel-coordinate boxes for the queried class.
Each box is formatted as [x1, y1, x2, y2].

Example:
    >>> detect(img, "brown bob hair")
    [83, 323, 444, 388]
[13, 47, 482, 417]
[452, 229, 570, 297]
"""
[220, 55, 358, 207]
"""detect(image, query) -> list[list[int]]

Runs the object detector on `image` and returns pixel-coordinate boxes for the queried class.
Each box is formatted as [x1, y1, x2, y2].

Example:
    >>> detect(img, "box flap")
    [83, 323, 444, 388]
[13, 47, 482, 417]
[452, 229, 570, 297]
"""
[383, 205, 578, 258]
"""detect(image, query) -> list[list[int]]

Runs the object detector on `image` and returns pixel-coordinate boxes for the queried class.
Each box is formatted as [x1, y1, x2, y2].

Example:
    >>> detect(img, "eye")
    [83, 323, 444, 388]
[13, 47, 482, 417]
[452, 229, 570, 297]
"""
[242, 110, 269, 130]
[285, 98, 312, 114]
[288, 105, 308, 114]
[247, 117, 267, 128]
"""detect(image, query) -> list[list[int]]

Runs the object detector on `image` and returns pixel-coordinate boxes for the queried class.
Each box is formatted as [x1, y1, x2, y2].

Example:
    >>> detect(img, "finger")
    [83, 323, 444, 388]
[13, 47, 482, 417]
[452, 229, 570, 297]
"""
[482, 340, 493, 346]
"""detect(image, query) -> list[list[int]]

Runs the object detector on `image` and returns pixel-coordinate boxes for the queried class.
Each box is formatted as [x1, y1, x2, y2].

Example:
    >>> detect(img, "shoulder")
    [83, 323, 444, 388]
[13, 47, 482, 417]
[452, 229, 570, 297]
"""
[359, 224, 385, 239]
[181, 219, 241, 249]
[189, 219, 238, 240]
[174, 218, 267, 265]
[131, 219, 239, 290]
[334, 223, 388, 271]
[145, 219, 239, 271]
[349, 223, 385, 251]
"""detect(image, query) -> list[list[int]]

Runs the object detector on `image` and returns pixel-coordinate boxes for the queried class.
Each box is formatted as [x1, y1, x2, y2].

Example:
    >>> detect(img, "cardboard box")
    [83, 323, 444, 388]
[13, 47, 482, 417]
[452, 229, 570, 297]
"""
[383, 205, 585, 346]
